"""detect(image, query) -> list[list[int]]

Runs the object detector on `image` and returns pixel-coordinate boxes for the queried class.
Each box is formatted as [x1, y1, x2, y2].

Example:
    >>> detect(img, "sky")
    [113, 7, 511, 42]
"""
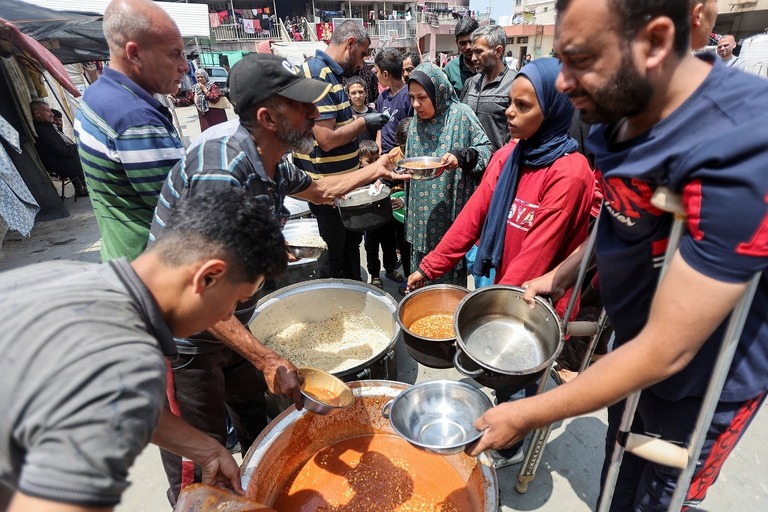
[469, 0, 514, 20]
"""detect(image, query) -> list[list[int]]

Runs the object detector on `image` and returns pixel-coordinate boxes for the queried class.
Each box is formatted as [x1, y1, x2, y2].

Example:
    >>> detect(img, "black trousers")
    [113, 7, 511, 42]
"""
[364, 217, 398, 276]
[394, 219, 411, 276]
[161, 349, 268, 505]
[310, 203, 363, 280]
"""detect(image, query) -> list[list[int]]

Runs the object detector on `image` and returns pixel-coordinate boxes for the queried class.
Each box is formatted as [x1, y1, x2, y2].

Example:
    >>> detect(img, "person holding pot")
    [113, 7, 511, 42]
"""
[407, 58, 595, 468]
[474, 0, 768, 509]
[150, 53, 406, 505]
[404, 63, 493, 286]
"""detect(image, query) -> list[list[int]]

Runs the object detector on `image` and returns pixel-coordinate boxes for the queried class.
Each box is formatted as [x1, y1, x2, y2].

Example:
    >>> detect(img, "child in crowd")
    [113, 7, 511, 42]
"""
[359, 140, 402, 289]
[387, 117, 412, 295]
[345, 76, 377, 141]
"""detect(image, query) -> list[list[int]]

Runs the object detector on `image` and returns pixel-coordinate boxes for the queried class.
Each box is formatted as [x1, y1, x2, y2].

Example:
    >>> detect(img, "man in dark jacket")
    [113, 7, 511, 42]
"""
[31, 100, 88, 197]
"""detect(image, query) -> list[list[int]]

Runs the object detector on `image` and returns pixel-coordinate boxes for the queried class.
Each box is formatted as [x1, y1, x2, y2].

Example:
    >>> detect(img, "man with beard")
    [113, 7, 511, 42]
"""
[460, 24, 516, 153]
[294, 20, 390, 280]
[469, 0, 768, 509]
[150, 54, 402, 505]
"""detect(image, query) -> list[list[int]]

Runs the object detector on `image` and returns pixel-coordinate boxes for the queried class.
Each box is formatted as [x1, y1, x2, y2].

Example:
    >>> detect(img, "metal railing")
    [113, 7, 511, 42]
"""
[211, 23, 281, 41]
[211, 21, 419, 43]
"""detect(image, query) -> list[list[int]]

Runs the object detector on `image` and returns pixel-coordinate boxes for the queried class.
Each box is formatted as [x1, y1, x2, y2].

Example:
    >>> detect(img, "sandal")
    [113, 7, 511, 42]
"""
[371, 277, 383, 288]
[384, 271, 404, 283]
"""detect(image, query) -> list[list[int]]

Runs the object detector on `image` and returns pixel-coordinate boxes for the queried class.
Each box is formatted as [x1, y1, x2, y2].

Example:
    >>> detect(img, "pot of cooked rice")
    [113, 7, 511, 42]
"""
[396, 285, 469, 369]
[249, 279, 400, 414]
[240, 380, 499, 511]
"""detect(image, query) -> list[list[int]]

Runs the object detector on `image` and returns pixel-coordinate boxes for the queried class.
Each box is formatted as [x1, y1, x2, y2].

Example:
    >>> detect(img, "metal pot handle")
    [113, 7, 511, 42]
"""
[354, 367, 372, 380]
[381, 399, 393, 419]
[454, 348, 484, 377]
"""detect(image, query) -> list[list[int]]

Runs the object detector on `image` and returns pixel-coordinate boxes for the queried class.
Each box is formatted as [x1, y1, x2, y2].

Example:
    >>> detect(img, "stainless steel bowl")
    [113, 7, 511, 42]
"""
[396, 156, 447, 180]
[383, 380, 492, 455]
[282, 219, 326, 259]
[299, 367, 355, 416]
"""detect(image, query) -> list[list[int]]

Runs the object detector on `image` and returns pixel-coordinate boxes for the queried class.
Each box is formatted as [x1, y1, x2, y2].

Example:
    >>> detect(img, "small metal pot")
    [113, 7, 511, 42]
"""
[396, 284, 469, 368]
[334, 184, 392, 232]
[454, 285, 564, 393]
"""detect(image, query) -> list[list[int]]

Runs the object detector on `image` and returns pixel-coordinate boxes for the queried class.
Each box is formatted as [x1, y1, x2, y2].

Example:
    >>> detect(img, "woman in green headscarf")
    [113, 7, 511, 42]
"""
[405, 62, 493, 285]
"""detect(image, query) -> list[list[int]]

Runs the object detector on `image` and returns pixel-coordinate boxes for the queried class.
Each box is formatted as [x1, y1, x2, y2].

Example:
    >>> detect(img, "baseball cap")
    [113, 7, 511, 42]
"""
[227, 54, 332, 114]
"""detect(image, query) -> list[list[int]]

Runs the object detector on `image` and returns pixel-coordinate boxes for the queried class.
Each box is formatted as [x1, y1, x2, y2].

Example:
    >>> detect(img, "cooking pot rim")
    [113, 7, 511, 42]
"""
[251, 279, 401, 376]
[335, 184, 391, 207]
[240, 379, 499, 511]
[454, 285, 564, 376]
[396, 284, 469, 342]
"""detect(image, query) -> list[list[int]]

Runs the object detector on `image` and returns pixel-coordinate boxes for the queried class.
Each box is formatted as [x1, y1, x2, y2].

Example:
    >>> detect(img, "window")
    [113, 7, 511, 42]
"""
[517, 37, 528, 44]
[515, 0, 522, 5]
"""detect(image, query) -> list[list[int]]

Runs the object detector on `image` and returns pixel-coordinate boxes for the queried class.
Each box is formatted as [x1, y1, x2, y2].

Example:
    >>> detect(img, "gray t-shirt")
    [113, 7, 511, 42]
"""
[0, 259, 175, 507]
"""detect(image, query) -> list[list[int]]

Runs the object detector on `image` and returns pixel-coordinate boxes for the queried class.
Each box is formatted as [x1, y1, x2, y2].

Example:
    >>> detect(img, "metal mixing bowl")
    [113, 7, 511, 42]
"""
[300, 367, 354, 416]
[383, 380, 492, 454]
[396, 156, 447, 180]
[282, 219, 326, 259]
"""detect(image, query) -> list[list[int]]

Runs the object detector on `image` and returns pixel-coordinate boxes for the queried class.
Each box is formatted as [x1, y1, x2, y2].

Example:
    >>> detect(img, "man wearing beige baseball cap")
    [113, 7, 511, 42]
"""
[150, 53, 406, 505]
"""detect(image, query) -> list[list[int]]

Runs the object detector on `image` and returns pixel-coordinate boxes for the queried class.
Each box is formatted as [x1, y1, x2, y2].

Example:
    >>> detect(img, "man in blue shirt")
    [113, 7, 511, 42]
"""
[75, 0, 187, 262]
[471, 0, 768, 509]
[374, 48, 413, 153]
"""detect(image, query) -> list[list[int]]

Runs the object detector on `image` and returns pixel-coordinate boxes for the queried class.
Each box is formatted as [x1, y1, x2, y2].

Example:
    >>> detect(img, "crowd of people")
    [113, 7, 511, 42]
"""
[2, 0, 766, 510]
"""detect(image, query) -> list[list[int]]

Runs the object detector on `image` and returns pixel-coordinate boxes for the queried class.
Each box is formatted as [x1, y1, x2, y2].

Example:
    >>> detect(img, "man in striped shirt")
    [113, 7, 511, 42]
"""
[294, 20, 390, 280]
[149, 53, 402, 504]
[75, 0, 188, 262]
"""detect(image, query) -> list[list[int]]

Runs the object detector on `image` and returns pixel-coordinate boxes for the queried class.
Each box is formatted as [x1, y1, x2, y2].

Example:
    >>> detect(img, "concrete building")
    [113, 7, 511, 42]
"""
[190, 1, 490, 62]
[500, 0, 556, 68]
[713, 0, 768, 44]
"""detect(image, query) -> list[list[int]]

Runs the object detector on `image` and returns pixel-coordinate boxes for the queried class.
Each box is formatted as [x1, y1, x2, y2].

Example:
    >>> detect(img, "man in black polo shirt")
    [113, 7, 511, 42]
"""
[150, 53, 401, 505]
[294, 20, 389, 280]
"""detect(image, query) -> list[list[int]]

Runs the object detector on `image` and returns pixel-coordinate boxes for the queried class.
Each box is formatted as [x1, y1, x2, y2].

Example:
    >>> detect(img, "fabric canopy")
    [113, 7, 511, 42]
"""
[0, 18, 79, 96]
[0, 1, 108, 64]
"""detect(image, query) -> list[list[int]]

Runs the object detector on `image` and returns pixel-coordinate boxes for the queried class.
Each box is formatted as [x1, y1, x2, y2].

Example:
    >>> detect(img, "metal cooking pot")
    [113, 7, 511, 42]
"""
[250, 279, 400, 381]
[454, 285, 564, 392]
[283, 196, 311, 219]
[396, 284, 469, 368]
[334, 184, 392, 232]
[241, 380, 499, 511]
